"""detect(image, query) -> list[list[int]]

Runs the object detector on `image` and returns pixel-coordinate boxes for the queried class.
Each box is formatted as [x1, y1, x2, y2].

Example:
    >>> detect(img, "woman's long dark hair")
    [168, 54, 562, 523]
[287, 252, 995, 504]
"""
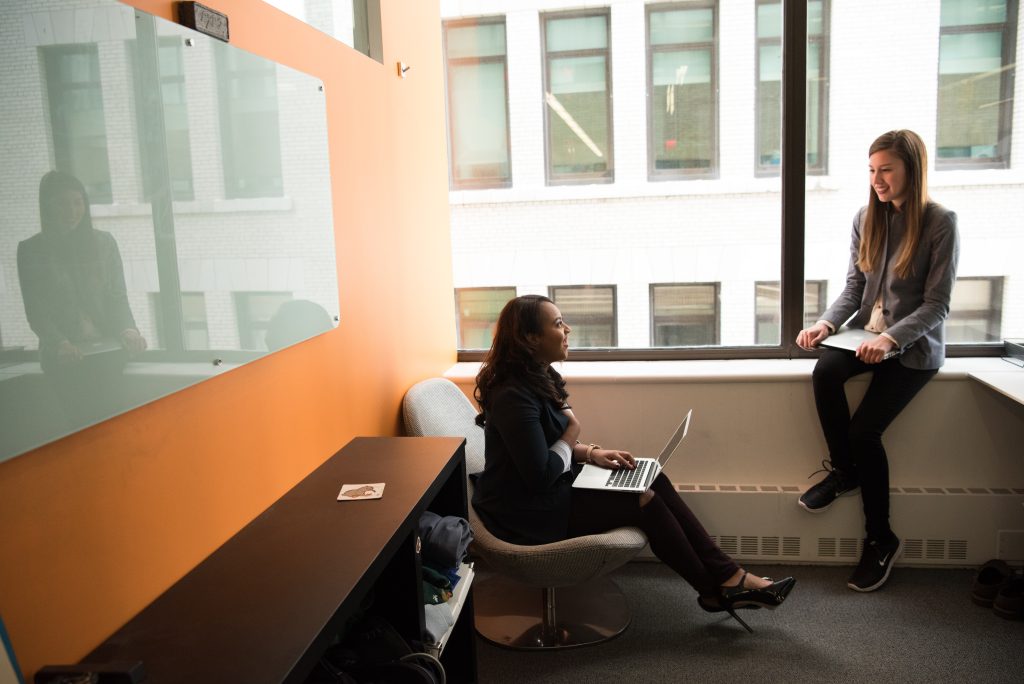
[474, 295, 568, 426]
[39, 170, 94, 235]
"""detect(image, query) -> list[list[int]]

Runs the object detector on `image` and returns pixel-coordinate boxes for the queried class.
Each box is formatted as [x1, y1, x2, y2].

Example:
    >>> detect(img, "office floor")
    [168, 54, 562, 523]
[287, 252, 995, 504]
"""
[474, 562, 1023, 684]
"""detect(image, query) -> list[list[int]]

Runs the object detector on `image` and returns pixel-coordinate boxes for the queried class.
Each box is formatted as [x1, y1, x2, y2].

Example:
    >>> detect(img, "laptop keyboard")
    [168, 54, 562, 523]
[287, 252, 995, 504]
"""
[605, 460, 652, 489]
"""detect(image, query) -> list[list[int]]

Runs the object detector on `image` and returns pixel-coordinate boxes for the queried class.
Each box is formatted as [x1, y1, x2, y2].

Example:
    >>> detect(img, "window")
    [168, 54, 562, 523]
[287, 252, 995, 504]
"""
[542, 10, 613, 184]
[444, 19, 512, 189]
[947, 276, 1004, 342]
[550, 285, 616, 347]
[756, 0, 829, 175]
[455, 287, 516, 349]
[235, 292, 292, 350]
[937, 0, 1017, 168]
[217, 49, 283, 198]
[152, 292, 209, 350]
[42, 45, 113, 203]
[133, 38, 194, 201]
[650, 283, 719, 346]
[755, 281, 827, 345]
[647, 2, 717, 179]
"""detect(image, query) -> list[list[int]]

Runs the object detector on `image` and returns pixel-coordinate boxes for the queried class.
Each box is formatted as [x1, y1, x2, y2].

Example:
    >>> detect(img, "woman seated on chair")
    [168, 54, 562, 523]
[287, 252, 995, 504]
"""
[472, 294, 795, 630]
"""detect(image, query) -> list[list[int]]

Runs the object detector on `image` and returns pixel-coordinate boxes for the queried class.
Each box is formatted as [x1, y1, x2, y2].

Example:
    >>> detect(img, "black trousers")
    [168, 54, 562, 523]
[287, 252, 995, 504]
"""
[568, 473, 739, 596]
[812, 348, 937, 542]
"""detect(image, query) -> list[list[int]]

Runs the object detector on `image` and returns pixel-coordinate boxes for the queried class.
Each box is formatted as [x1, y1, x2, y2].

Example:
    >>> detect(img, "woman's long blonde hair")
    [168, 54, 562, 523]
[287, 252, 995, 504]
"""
[858, 130, 929, 278]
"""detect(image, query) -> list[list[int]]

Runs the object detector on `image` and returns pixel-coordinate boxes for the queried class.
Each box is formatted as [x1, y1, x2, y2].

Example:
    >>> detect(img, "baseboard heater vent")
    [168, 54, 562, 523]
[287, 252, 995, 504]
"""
[663, 482, 1023, 566]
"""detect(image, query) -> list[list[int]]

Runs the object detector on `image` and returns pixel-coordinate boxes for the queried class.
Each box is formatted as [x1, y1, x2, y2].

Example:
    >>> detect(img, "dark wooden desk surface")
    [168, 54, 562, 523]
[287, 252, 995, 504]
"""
[86, 436, 468, 684]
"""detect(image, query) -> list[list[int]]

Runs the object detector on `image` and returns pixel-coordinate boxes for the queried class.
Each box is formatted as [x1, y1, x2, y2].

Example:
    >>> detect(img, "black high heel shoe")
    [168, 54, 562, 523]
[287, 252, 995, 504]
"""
[701, 572, 796, 633]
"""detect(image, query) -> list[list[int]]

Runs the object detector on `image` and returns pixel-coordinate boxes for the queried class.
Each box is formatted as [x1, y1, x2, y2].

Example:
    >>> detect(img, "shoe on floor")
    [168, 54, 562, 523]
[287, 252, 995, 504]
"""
[798, 462, 860, 513]
[848, 537, 903, 592]
[993, 575, 1024, 620]
[971, 558, 1016, 607]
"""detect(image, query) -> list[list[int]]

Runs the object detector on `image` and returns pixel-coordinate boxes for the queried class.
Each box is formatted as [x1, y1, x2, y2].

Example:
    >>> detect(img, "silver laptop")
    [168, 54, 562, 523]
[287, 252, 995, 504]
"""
[572, 409, 692, 493]
[820, 327, 900, 360]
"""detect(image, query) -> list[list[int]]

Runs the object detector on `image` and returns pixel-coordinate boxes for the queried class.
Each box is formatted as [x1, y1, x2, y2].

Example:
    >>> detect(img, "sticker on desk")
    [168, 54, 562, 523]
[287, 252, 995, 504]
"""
[338, 483, 385, 500]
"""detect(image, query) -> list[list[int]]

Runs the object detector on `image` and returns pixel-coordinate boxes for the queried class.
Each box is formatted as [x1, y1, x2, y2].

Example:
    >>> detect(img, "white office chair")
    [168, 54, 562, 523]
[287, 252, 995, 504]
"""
[402, 378, 647, 649]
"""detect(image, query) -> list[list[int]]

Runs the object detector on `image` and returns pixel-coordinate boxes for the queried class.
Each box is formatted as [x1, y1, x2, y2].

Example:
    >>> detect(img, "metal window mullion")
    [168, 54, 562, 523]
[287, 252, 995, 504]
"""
[781, 0, 807, 358]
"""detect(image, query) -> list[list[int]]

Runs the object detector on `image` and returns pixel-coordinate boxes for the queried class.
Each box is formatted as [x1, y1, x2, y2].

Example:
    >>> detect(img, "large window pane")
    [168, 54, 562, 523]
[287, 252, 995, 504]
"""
[937, 0, 1015, 167]
[648, 4, 717, 178]
[755, 281, 827, 345]
[543, 11, 613, 184]
[947, 277, 1004, 342]
[444, 19, 512, 188]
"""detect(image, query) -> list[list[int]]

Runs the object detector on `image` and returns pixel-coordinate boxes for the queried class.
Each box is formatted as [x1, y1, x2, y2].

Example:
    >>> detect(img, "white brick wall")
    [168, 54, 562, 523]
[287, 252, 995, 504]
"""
[442, 0, 1024, 346]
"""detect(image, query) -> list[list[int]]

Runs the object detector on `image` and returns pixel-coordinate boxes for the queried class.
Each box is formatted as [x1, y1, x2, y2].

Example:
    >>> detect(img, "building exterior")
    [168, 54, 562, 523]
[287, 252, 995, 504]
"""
[440, 0, 1023, 351]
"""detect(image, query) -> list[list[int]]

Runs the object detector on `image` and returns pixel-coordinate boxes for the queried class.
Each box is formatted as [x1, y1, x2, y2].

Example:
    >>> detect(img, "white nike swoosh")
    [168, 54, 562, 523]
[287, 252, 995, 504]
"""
[878, 553, 891, 566]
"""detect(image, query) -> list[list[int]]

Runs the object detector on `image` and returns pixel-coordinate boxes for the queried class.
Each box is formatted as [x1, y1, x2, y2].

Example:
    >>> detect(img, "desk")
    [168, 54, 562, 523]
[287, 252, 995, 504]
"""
[968, 370, 1024, 406]
[82, 436, 476, 683]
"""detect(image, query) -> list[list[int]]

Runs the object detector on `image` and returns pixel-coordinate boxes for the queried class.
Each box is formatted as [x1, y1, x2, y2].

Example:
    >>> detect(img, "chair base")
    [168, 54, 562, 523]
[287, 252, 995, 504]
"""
[473, 575, 631, 650]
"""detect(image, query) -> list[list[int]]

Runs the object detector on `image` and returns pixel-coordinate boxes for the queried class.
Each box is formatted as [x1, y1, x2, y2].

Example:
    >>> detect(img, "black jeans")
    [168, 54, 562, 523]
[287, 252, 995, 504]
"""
[812, 348, 937, 542]
[568, 473, 739, 596]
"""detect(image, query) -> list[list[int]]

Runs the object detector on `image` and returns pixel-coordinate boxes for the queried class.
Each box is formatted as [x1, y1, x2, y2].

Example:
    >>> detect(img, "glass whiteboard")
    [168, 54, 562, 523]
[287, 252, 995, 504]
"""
[0, 1, 339, 462]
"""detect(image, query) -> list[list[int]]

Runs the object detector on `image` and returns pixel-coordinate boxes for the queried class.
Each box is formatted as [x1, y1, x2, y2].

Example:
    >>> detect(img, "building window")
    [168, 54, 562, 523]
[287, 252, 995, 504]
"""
[542, 10, 613, 184]
[756, 0, 829, 175]
[133, 38, 195, 201]
[647, 2, 717, 179]
[937, 0, 1017, 168]
[947, 276, 1003, 342]
[42, 45, 113, 203]
[217, 48, 283, 198]
[650, 283, 719, 346]
[755, 280, 827, 345]
[443, 18, 512, 189]
[235, 292, 292, 350]
[550, 285, 617, 347]
[455, 287, 516, 349]
[152, 292, 209, 350]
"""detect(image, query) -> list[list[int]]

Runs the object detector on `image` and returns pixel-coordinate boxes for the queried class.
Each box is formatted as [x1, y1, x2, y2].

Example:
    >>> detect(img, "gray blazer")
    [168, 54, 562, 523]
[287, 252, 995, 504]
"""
[820, 202, 960, 370]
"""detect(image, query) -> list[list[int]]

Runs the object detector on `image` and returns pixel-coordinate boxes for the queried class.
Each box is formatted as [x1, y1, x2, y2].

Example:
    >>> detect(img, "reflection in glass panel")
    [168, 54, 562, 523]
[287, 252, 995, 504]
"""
[0, 2, 338, 463]
[455, 287, 516, 349]
[651, 283, 719, 347]
[544, 11, 612, 183]
[550, 285, 616, 347]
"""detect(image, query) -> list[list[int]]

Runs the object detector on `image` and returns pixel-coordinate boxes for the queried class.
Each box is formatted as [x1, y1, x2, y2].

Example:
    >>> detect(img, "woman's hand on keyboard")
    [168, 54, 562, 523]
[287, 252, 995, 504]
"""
[592, 449, 635, 470]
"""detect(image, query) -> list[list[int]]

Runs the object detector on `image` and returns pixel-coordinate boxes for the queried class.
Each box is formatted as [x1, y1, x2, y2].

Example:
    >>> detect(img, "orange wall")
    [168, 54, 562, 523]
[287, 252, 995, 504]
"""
[0, 0, 454, 678]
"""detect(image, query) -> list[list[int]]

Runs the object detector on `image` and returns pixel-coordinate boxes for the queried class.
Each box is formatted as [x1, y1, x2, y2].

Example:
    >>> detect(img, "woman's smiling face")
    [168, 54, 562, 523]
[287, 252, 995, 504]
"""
[532, 301, 571, 364]
[869, 149, 908, 208]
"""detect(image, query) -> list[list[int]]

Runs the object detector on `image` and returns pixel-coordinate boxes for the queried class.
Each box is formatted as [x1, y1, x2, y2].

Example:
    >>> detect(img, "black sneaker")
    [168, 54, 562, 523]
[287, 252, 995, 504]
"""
[798, 462, 860, 513]
[847, 537, 903, 592]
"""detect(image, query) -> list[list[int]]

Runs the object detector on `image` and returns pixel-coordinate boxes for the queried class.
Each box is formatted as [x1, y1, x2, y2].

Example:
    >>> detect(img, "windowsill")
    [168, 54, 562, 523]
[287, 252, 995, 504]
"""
[445, 357, 1015, 384]
[89, 196, 294, 218]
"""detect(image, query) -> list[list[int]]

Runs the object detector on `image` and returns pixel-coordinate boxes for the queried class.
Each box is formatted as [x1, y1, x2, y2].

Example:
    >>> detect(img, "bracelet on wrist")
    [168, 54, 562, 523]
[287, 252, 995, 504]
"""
[585, 443, 601, 464]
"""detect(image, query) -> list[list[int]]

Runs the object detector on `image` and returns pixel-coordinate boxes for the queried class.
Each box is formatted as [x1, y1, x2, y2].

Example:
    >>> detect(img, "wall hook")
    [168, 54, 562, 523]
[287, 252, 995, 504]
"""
[397, 61, 411, 78]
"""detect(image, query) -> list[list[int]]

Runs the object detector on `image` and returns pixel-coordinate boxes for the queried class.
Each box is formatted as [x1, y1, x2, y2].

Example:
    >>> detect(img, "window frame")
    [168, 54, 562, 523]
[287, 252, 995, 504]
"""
[754, 0, 830, 177]
[540, 8, 615, 186]
[443, 16, 514, 190]
[645, 0, 720, 180]
[455, 1, 1003, 362]
[935, 0, 1018, 170]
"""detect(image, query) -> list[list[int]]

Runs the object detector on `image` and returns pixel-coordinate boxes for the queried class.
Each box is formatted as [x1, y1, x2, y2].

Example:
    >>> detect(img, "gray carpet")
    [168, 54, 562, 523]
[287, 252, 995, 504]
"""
[474, 562, 1022, 684]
